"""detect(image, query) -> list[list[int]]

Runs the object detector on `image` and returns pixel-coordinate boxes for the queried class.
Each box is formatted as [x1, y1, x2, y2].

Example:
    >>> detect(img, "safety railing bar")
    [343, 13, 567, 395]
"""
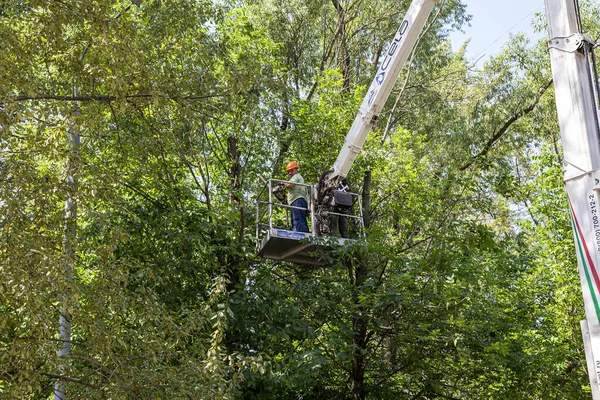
[258, 200, 310, 214]
[258, 200, 289, 205]
[268, 178, 312, 188]
[310, 185, 317, 235]
[269, 180, 273, 230]
[258, 224, 283, 229]
[357, 192, 364, 237]
[323, 211, 363, 219]
[257, 179, 313, 203]
[257, 179, 312, 200]
[258, 223, 286, 229]
[258, 223, 302, 231]
[267, 202, 310, 211]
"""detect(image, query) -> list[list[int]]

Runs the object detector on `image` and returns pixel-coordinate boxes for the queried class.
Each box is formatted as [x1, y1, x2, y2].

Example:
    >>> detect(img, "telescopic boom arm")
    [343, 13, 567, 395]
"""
[327, 0, 440, 182]
[314, 0, 439, 235]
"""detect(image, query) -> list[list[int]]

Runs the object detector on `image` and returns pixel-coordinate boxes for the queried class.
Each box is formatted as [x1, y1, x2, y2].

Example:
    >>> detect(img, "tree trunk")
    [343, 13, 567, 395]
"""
[54, 96, 80, 400]
[350, 262, 368, 400]
[270, 104, 290, 177]
[348, 171, 373, 400]
[226, 134, 243, 290]
[332, 0, 351, 92]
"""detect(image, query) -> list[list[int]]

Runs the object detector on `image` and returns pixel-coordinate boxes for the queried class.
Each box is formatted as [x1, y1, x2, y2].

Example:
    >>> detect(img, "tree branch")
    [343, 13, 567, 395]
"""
[459, 79, 553, 171]
[42, 372, 100, 390]
[8, 93, 225, 103]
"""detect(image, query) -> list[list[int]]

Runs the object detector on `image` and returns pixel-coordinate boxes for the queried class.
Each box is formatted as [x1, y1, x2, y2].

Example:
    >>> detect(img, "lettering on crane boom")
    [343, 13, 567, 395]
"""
[368, 19, 410, 107]
[589, 194, 600, 251]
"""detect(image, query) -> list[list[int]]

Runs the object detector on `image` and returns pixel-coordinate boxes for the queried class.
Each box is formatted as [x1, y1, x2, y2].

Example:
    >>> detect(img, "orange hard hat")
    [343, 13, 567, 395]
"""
[286, 161, 299, 171]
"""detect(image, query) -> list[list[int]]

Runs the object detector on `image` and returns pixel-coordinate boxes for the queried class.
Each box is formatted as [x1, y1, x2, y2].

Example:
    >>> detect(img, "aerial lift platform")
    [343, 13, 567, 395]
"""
[256, 178, 363, 265]
[256, 0, 437, 265]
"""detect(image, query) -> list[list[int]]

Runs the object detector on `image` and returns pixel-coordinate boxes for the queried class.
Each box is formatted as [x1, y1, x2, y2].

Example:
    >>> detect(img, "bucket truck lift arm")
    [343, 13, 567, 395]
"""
[255, 0, 440, 263]
[315, 0, 440, 234]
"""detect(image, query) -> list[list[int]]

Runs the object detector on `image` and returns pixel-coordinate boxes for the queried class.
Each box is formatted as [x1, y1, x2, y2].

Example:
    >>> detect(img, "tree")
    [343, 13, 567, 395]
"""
[1, 0, 597, 398]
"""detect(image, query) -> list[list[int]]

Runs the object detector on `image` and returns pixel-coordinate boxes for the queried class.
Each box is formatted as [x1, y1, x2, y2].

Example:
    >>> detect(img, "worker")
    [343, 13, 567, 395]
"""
[284, 161, 309, 233]
[330, 178, 351, 238]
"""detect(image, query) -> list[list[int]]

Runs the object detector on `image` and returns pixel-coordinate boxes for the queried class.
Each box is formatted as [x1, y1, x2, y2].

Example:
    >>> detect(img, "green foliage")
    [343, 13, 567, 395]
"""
[0, 0, 596, 398]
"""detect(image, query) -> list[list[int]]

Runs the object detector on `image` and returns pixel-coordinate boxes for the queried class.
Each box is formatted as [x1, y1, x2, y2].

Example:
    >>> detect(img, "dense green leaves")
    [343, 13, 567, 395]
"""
[1, 0, 597, 398]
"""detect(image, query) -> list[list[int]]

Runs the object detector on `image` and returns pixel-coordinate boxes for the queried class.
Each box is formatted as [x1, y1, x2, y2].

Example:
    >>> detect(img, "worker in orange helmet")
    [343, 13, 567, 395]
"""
[284, 161, 309, 232]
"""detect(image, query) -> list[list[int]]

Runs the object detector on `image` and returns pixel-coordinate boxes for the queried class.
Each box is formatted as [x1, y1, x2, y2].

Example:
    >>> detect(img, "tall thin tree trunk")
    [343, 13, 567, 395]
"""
[270, 104, 290, 178]
[332, 0, 351, 91]
[221, 133, 245, 355]
[350, 263, 368, 400]
[349, 171, 373, 400]
[54, 95, 80, 400]
[226, 134, 243, 290]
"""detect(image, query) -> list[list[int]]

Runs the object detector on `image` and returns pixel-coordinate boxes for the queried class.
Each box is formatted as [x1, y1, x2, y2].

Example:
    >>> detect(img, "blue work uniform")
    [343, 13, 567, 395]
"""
[288, 173, 309, 233]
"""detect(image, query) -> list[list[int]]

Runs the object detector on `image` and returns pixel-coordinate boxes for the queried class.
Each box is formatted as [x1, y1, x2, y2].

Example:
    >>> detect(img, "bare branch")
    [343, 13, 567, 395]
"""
[459, 79, 553, 171]
[42, 373, 101, 390]
[8, 93, 225, 103]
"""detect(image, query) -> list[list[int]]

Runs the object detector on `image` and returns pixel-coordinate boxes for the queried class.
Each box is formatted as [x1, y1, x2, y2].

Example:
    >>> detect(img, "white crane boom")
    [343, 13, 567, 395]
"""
[545, 0, 600, 398]
[330, 0, 440, 180]
[314, 0, 439, 235]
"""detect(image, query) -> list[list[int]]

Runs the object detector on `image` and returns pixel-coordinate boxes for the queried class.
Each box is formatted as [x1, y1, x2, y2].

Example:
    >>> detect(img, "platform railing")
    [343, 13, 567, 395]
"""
[256, 179, 314, 240]
[256, 178, 365, 242]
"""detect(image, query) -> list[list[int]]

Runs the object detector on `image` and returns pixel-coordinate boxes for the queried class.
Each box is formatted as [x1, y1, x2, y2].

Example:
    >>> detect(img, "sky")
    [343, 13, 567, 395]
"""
[448, 0, 547, 63]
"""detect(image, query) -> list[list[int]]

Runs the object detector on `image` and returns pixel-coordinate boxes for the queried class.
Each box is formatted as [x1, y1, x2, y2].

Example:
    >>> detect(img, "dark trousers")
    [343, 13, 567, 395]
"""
[330, 207, 349, 238]
[291, 198, 309, 233]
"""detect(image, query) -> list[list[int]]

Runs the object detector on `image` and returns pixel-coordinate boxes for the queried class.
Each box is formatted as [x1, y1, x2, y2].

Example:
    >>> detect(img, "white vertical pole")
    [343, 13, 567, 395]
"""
[256, 189, 259, 241]
[582, 320, 600, 400]
[545, 1, 600, 398]
[311, 185, 317, 235]
[268, 180, 273, 231]
[357, 193, 364, 237]
[545, 0, 600, 180]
